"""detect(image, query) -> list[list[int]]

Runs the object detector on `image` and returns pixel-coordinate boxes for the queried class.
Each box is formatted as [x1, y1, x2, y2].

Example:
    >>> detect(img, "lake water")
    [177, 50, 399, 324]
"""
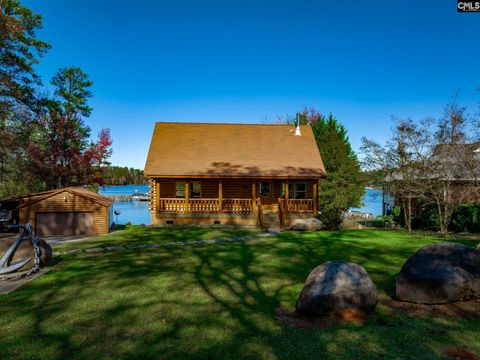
[100, 185, 383, 225]
[100, 185, 151, 225]
[350, 188, 383, 217]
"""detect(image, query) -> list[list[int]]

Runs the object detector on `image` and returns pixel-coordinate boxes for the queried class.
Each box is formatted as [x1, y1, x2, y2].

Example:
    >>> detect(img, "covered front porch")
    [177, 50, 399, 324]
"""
[149, 178, 318, 224]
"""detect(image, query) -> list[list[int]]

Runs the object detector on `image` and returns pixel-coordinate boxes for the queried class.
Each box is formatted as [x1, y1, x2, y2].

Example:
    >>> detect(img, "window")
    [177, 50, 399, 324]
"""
[176, 182, 185, 198]
[259, 182, 270, 196]
[190, 181, 201, 198]
[288, 182, 306, 199]
[294, 183, 306, 199]
[175, 181, 201, 198]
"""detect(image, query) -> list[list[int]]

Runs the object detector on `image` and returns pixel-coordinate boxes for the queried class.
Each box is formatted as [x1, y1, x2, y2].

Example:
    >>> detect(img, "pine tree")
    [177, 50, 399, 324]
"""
[298, 108, 364, 229]
[0, 0, 50, 194]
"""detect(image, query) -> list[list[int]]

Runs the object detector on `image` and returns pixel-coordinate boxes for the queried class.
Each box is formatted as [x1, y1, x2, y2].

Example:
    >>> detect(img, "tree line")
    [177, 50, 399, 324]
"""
[103, 167, 146, 185]
[0, 0, 113, 196]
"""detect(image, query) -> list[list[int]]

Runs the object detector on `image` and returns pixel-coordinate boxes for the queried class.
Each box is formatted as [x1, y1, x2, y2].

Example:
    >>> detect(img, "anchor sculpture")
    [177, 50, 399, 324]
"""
[0, 224, 42, 279]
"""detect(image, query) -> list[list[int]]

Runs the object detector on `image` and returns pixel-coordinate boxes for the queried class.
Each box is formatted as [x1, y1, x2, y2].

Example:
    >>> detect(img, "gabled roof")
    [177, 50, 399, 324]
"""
[389, 141, 480, 182]
[16, 187, 113, 209]
[144, 122, 326, 179]
[433, 142, 480, 156]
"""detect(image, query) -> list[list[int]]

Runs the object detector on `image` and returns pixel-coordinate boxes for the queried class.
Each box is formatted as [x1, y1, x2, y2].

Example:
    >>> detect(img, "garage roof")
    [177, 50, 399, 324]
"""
[16, 187, 113, 209]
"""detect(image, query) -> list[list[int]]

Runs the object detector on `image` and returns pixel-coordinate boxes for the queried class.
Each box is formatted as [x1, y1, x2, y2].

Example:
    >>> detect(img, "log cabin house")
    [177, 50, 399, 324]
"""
[144, 122, 326, 228]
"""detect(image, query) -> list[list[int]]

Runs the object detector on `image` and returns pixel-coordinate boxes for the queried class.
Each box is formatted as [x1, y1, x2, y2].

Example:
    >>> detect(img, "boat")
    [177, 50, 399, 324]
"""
[130, 193, 149, 201]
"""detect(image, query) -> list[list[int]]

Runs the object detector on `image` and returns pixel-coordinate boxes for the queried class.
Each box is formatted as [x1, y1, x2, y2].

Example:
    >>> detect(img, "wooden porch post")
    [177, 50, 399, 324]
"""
[155, 180, 161, 211]
[313, 181, 318, 215]
[252, 181, 256, 213]
[185, 181, 190, 213]
[218, 180, 223, 213]
[285, 181, 289, 213]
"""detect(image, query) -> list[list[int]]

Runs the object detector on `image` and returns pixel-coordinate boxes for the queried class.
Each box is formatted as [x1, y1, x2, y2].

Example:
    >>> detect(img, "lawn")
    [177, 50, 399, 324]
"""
[0, 228, 479, 359]
[51, 225, 261, 252]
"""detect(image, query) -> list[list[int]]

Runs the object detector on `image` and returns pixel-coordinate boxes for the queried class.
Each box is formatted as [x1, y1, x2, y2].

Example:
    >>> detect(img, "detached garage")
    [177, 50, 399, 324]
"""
[18, 187, 113, 236]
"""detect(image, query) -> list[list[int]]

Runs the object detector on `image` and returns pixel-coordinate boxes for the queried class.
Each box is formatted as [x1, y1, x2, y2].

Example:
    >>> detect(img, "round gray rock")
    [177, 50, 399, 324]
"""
[296, 261, 378, 316]
[396, 242, 480, 304]
[0, 236, 52, 270]
[290, 218, 323, 231]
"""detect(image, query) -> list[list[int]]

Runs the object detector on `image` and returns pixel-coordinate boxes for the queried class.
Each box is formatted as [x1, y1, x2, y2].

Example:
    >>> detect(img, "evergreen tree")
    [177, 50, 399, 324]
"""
[297, 108, 365, 229]
[0, 0, 50, 195]
[0, 0, 50, 116]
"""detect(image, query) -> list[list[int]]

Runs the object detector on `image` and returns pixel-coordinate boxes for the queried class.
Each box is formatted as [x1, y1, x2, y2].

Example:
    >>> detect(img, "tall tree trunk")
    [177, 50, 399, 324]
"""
[401, 197, 408, 230]
[442, 202, 449, 235]
[436, 199, 446, 234]
[406, 197, 412, 232]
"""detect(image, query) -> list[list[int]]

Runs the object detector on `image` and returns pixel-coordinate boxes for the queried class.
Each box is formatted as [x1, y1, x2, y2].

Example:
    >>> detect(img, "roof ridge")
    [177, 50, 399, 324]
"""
[17, 187, 112, 209]
[155, 122, 298, 126]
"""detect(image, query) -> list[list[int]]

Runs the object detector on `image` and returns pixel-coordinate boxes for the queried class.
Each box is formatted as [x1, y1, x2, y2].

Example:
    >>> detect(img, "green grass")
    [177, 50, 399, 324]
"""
[52, 225, 261, 252]
[0, 228, 479, 359]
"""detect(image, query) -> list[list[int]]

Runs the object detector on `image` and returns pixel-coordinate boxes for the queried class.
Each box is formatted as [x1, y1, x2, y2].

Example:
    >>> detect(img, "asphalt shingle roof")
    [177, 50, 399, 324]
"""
[144, 122, 326, 178]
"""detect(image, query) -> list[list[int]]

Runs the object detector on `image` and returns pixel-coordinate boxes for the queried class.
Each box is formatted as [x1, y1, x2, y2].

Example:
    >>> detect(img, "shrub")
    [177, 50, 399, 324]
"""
[450, 204, 480, 233]
[412, 203, 440, 231]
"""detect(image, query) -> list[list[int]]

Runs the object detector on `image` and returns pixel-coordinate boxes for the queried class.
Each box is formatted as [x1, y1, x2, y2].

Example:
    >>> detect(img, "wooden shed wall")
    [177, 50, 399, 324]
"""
[19, 191, 110, 235]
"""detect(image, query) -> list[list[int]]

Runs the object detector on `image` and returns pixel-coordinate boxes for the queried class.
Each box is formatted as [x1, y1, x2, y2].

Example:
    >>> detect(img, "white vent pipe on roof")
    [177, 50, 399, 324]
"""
[295, 113, 301, 136]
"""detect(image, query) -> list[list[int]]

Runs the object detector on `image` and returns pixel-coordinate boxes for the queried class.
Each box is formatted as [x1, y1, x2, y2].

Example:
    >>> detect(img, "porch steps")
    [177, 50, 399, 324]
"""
[261, 210, 281, 230]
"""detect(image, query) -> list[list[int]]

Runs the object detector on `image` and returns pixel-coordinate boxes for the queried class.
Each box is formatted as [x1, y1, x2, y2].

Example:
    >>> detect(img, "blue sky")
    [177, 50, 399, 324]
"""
[25, 0, 480, 169]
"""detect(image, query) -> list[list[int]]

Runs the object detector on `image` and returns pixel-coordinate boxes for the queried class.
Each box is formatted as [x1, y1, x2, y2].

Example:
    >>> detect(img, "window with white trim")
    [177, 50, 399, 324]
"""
[288, 182, 306, 199]
[176, 181, 201, 198]
[176, 182, 185, 198]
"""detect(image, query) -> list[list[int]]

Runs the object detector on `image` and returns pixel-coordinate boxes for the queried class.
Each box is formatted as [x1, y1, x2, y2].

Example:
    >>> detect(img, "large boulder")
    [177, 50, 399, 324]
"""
[396, 242, 480, 304]
[290, 218, 323, 231]
[296, 261, 378, 316]
[0, 236, 52, 271]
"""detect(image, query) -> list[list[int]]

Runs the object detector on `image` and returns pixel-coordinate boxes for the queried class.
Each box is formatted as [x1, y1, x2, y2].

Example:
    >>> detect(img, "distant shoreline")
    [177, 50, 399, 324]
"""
[102, 184, 148, 187]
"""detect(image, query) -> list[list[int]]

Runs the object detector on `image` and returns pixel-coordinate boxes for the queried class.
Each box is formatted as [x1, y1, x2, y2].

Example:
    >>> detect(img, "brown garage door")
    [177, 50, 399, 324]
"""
[36, 212, 94, 236]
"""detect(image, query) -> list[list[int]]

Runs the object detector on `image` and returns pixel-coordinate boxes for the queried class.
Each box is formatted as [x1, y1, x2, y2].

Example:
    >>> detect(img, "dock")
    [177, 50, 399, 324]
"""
[107, 195, 150, 202]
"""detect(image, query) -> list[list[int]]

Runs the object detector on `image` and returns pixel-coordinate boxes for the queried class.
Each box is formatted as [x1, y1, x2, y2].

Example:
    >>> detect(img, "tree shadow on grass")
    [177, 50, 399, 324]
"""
[0, 229, 479, 359]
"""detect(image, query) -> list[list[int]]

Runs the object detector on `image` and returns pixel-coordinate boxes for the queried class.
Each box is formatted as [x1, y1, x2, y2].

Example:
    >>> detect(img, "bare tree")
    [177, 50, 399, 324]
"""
[363, 96, 480, 235]
[418, 100, 480, 234]
[361, 118, 429, 232]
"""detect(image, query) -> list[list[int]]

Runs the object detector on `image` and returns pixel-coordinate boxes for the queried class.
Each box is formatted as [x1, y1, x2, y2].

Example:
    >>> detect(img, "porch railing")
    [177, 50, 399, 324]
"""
[158, 198, 253, 214]
[256, 198, 263, 227]
[189, 198, 220, 213]
[277, 198, 286, 228]
[157, 197, 314, 215]
[223, 199, 253, 214]
[159, 198, 186, 213]
[287, 199, 314, 213]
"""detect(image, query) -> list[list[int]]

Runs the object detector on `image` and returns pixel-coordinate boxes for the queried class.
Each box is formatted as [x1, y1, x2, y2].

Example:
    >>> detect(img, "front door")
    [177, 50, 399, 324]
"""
[258, 181, 273, 207]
